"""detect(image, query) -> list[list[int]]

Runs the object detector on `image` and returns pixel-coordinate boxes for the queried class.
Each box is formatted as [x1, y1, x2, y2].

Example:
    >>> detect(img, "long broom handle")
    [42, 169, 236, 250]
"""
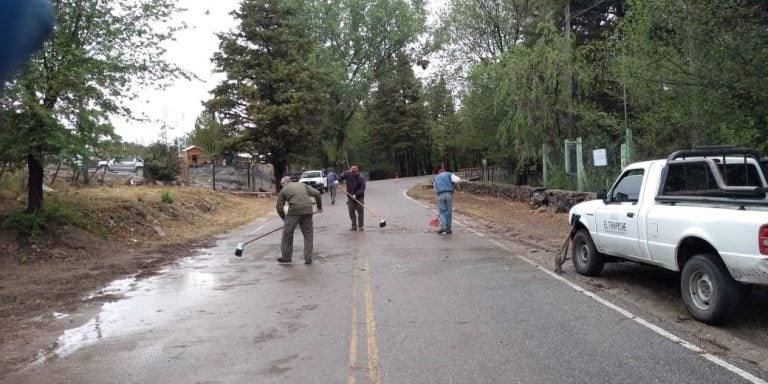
[337, 184, 385, 221]
[242, 226, 283, 246]
[243, 210, 320, 246]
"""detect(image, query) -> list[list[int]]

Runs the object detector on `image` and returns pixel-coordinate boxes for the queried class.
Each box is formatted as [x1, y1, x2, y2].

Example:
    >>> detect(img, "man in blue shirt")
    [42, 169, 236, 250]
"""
[433, 167, 461, 235]
[0, 0, 55, 85]
[326, 169, 339, 205]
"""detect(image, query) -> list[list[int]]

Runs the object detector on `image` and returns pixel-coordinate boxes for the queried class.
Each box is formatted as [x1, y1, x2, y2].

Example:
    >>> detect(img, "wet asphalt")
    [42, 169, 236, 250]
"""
[1, 176, 764, 383]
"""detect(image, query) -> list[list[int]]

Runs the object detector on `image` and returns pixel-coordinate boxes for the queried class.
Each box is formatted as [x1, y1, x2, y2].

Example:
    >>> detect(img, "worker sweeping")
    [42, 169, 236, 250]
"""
[339, 165, 366, 231]
[276, 176, 323, 264]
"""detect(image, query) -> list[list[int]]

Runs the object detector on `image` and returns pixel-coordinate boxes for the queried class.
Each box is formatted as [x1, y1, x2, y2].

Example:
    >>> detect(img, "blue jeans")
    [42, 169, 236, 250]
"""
[437, 192, 453, 231]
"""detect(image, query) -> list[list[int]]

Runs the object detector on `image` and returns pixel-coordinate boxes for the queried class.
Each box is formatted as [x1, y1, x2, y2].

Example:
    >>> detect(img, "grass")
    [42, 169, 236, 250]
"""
[0, 183, 274, 247]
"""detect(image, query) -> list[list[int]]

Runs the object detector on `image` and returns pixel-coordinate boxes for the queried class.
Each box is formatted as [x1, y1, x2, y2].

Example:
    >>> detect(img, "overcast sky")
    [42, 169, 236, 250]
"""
[113, 0, 446, 145]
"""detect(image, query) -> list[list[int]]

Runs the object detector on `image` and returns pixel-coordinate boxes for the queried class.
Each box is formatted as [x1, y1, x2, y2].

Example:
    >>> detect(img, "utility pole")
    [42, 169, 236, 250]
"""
[565, 3, 573, 141]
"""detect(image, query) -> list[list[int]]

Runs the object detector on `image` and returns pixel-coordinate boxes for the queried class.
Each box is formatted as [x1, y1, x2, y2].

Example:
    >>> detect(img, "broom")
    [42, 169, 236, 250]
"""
[234, 226, 283, 257]
[337, 184, 387, 228]
[235, 211, 320, 257]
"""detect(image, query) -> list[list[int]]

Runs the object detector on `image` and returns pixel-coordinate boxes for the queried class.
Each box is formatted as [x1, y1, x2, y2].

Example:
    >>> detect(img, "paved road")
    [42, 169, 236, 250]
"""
[3, 177, 766, 383]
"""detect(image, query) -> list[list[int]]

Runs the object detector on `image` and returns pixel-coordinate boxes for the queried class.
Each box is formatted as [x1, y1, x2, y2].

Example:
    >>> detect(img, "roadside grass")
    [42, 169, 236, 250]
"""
[0, 183, 274, 247]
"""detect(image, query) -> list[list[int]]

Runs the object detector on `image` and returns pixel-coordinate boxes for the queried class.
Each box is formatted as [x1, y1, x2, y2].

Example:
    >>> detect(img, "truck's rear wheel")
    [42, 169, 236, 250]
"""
[680, 254, 742, 325]
[571, 229, 605, 276]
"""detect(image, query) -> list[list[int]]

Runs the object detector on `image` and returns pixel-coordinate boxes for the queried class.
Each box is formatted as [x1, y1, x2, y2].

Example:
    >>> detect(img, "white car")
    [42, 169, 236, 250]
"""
[298, 170, 327, 193]
[97, 157, 144, 174]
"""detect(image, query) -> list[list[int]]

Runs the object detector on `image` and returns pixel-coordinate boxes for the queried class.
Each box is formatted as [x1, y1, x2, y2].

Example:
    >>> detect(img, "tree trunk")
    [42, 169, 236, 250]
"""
[273, 155, 286, 193]
[0, 163, 5, 180]
[27, 154, 44, 213]
[51, 162, 61, 184]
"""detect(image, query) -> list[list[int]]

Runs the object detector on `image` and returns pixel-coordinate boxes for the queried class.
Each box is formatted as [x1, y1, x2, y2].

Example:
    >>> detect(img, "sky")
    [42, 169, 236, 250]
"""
[113, 0, 446, 145]
[113, 0, 240, 144]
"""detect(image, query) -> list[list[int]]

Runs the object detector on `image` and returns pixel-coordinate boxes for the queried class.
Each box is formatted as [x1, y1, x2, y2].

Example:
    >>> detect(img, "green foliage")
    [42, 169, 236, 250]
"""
[0, 0, 187, 211]
[1, 201, 86, 237]
[160, 190, 175, 204]
[208, 0, 329, 189]
[304, 0, 428, 167]
[615, 0, 768, 156]
[143, 142, 180, 184]
[365, 51, 430, 177]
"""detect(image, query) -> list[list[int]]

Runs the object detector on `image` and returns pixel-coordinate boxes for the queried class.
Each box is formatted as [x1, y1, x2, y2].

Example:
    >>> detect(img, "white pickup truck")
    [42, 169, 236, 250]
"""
[568, 147, 768, 324]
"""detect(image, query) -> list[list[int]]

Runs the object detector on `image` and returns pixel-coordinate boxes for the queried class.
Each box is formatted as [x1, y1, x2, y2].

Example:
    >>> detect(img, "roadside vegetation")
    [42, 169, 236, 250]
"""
[1, 0, 766, 244]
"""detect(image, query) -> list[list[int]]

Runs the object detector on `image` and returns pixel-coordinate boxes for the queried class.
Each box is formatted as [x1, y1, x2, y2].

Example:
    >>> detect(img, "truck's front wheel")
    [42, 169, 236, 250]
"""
[571, 230, 605, 276]
[681, 254, 742, 325]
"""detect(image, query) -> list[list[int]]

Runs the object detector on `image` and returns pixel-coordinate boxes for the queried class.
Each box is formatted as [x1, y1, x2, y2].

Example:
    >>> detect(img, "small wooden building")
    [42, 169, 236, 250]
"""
[183, 146, 205, 167]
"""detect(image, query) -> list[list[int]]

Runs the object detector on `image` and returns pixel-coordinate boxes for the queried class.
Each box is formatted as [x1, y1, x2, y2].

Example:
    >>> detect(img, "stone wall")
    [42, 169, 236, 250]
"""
[457, 181, 595, 213]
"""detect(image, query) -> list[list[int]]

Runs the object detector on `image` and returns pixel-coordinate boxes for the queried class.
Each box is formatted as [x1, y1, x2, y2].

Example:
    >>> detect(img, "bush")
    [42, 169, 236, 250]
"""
[2, 202, 71, 237]
[143, 142, 180, 184]
[161, 190, 174, 204]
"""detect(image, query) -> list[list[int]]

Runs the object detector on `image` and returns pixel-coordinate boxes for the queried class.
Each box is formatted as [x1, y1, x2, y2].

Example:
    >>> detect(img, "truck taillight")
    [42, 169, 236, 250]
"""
[760, 225, 768, 255]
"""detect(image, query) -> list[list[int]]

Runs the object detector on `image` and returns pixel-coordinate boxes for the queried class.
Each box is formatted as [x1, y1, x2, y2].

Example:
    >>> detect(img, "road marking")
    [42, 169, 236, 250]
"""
[404, 185, 765, 382]
[347, 261, 359, 384]
[363, 257, 381, 384]
[347, 255, 381, 384]
[486, 238, 767, 384]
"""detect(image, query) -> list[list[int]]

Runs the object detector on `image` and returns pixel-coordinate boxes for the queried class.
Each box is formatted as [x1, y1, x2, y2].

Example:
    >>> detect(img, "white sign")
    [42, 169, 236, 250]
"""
[593, 149, 608, 167]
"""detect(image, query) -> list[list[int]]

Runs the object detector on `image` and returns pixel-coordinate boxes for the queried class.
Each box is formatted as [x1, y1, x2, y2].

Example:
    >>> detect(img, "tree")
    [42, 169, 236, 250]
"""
[0, 0, 187, 212]
[615, 0, 768, 156]
[423, 76, 458, 170]
[304, 0, 428, 167]
[208, 0, 328, 191]
[366, 51, 429, 177]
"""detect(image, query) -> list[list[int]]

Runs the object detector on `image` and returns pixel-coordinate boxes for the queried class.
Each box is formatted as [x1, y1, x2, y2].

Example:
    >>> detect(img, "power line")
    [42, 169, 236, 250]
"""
[568, 0, 610, 21]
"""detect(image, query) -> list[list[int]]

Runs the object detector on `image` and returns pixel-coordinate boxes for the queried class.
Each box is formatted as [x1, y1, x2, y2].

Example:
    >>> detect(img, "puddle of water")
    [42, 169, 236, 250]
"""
[38, 265, 221, 362]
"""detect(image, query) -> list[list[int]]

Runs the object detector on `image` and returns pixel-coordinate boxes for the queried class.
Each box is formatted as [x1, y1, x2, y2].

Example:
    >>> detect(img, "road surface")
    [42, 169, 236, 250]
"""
[2, 177, 766, 383]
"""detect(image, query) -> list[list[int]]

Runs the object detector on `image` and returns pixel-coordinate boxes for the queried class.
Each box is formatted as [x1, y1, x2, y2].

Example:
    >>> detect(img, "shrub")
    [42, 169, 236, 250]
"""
[161, 190, 174, 204]
[2, 203, 64, 237]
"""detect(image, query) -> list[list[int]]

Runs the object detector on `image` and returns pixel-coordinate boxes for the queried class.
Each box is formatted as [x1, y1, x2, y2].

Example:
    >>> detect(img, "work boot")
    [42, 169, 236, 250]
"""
[358, 227, 364, 232]
[305, 259, 312, 265]
[277, 257, 292, 263]
[350, 226, 357, 231]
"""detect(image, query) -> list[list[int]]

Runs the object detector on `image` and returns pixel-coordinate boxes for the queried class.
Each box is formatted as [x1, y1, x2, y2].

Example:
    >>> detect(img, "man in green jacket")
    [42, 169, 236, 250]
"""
[276, 176, 323, 264]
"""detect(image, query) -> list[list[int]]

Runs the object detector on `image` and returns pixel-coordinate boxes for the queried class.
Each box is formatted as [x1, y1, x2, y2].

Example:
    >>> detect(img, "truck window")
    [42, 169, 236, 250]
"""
[610, 170, 644, 203]
[664, 162, 718, 193]
[720, 163, 763, 187]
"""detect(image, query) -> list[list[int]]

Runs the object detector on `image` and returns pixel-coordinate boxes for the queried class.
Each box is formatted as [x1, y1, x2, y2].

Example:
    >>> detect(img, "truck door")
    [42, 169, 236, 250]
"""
[595, 169, 647, 261]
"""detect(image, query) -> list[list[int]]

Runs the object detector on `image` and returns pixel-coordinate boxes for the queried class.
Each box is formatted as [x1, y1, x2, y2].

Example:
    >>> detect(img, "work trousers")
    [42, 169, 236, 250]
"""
[347, 197, 364, 229]
[437, 192, 453, 231]
[281, 214, 314, 261]
[329, 184, 337, 204]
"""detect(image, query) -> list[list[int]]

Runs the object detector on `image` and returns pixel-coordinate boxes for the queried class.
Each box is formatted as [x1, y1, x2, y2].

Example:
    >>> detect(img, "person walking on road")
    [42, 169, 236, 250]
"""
[434, 167, 461, 235]
[276, 176, 323, 264]
[340, 165, 366, 231]
[326, 169, 339, 205]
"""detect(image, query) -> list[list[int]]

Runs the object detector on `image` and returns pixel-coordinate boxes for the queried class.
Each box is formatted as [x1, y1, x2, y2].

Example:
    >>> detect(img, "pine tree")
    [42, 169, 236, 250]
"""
[208, 0, 327, 190]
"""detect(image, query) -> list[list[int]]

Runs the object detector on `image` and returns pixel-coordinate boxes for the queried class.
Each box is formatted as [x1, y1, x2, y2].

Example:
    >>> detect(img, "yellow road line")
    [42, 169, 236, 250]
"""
[364, 257, 380, 384]
[347, 262, 358, 384]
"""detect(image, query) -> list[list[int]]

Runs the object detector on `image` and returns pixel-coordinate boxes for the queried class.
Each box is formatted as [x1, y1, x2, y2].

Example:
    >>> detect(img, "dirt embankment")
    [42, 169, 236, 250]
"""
[0, 180, 274, 373]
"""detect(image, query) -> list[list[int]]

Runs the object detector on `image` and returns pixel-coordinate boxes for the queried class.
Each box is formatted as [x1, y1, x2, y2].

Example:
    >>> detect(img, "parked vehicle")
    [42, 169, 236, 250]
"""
[97, 157, 144, 174]
[298, 170, 327, 193]
[568, 147, 768, 324]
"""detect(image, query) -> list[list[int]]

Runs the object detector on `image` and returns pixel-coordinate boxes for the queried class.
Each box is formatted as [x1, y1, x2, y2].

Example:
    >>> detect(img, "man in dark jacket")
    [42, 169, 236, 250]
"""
[276, 176, 323, 264]
[340, 165, 366, 231]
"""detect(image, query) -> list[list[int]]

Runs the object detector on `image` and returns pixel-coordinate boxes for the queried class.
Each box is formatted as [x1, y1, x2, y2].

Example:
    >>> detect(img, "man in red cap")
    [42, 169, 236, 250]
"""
[340, 165, 366, 230]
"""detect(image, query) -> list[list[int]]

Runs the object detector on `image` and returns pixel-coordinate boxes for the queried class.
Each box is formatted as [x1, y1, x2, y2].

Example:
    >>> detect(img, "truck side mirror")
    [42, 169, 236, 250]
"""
[596, 189, 608, 200]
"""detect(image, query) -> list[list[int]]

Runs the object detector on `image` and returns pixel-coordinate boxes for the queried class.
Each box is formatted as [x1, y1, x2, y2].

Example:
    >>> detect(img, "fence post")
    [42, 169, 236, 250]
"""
[576, 137, 585, 192]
